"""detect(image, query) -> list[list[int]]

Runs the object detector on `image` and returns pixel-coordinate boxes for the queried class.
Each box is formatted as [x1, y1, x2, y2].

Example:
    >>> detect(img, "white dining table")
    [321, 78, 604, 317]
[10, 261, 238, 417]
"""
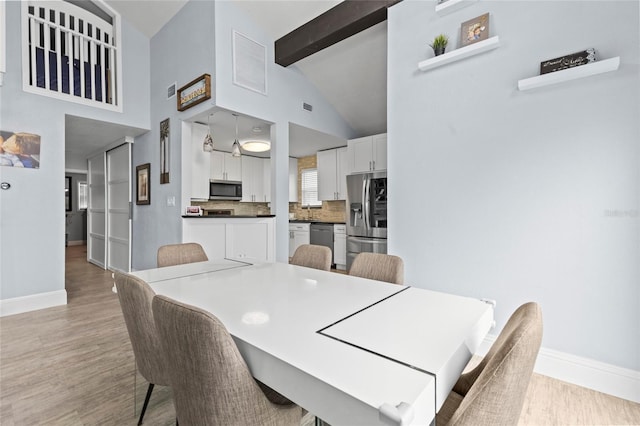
[132, 259, 494, 426]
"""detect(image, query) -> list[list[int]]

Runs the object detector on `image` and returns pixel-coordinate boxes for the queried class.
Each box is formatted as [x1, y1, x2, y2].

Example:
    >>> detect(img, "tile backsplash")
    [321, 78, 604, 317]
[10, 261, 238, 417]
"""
[289, 154, 346, 223]
[191, 200, 270, 216]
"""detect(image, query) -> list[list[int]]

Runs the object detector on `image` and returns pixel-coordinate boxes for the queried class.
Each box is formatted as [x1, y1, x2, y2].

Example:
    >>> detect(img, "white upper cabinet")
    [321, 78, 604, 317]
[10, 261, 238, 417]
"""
[348, 133, 387, 173]
[263, 158, 271, 203]
[289, 157, 298, 202]
[241, 156, 270, 203]
[317, 147, 348, 200]
[211, 151, 242, 181]
[191, 123, 210, 200]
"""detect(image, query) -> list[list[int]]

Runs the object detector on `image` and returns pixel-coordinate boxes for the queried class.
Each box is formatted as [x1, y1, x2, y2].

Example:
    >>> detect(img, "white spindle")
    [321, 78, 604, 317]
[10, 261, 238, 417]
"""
[90, 34, 96, 101]
[42, 8, 49, 90]
[29, 14, 37, 89]
[108, 43, 115, 104]
[66, 29, 73, 96]
[78, 24, 85, 99]
[55, 15, 62, 93]
[100, 33, 106, 102]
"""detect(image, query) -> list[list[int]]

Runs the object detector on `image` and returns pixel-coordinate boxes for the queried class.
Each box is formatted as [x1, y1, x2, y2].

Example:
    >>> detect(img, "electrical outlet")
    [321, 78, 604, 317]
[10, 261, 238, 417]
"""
[167, 196, 175, 206]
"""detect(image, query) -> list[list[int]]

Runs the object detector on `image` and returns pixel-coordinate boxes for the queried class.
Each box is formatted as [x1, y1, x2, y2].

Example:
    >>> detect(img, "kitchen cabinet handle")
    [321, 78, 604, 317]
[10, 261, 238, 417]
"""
[372, 161, 375, 170]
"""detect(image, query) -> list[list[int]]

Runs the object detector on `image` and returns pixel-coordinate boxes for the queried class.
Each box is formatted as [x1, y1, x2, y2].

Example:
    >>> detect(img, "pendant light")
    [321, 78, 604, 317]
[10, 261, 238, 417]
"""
[203, 113, 214, 152]
[231, 114, 242, 157]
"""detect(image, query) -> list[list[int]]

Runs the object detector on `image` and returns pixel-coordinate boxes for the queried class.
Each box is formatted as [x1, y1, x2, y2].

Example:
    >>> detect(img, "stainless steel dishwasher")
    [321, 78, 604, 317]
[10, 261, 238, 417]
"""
[310, 223, 335, 267]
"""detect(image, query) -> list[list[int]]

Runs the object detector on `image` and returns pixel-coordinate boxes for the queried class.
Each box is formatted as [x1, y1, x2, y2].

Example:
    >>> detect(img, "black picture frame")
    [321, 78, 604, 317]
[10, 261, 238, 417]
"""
[65, 176, 72, 211]
[136, 163, 151, 205]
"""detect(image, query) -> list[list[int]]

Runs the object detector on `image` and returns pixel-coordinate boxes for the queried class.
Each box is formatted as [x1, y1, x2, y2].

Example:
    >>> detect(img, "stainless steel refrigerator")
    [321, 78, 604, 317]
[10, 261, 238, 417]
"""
[345, 171, 387, 270]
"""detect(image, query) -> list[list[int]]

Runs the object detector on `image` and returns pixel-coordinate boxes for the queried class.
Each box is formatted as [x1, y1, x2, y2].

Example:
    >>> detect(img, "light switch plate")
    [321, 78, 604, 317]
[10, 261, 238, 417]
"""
[167, 196, 175, 206]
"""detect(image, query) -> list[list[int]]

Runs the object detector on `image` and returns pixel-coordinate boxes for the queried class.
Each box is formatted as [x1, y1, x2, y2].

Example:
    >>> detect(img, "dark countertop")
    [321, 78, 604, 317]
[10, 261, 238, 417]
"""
[289, 219, 346, 225]
[182, 215, 276, 219]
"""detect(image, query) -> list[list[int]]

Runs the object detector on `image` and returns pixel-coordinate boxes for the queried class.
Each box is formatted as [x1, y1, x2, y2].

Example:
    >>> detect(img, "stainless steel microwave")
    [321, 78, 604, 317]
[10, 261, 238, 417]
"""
[209, 180, 242, 200]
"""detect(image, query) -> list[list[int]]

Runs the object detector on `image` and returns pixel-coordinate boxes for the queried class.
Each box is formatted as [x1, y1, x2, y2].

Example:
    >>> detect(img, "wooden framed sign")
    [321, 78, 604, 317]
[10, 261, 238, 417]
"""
[177, 74, 211, 111]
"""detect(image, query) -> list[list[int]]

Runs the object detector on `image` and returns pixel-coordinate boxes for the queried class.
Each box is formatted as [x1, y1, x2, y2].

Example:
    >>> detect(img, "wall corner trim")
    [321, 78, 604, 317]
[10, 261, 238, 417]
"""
[477, 335, 640, 403]
[0, 290, 67, 317]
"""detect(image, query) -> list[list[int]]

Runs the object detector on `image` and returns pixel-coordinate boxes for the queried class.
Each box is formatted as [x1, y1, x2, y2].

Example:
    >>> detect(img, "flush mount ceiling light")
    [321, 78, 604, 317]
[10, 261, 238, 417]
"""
[231, 114, 242, 157]
[203, 113, 214, 152]
[240, 139, 271, 152]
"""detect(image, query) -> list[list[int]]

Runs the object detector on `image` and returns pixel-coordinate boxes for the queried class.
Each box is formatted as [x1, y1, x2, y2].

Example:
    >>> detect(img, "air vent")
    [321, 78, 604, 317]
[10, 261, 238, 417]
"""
[167, 82, 177, 99]
[303, 102, 313, 112]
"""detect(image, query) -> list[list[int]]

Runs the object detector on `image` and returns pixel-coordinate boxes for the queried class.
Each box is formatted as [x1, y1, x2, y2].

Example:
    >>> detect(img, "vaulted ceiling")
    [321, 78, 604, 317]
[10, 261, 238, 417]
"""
[67, 1, 387, 161]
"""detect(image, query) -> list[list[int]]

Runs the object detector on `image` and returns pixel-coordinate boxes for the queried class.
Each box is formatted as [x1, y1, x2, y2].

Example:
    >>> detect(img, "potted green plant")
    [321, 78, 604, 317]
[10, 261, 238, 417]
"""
[429, 34, 449, 56]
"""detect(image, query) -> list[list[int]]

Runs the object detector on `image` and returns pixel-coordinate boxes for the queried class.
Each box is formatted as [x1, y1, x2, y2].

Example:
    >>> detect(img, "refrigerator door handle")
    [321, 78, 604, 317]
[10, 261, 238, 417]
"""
[363, 177, 370, 231]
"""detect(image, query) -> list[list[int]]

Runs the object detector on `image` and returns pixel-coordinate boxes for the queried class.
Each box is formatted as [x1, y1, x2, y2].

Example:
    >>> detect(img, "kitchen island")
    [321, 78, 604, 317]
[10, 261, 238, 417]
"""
[182, 215, 275, 262]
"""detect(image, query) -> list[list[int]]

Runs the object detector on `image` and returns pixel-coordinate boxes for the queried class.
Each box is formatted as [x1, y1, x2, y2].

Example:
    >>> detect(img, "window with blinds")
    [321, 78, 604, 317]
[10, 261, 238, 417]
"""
[301, 168, 322, 207]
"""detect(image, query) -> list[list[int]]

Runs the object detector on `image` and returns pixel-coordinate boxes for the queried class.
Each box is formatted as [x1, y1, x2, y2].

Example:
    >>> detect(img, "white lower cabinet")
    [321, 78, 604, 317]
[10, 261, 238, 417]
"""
[334, 224, 347, 270]
[183, 217, 275, 262]
[289, 223, 310, 257]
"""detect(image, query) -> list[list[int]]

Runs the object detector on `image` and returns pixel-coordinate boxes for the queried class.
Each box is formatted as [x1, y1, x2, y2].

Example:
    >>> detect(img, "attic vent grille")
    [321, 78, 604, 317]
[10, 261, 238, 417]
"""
[232, 30, 267, 95]
[303, 102, 313, 112]
[167, 82, 176, 99]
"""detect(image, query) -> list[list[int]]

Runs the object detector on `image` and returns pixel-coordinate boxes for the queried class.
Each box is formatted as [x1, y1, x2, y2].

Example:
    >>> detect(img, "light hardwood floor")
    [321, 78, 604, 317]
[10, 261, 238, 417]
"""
[0, 245, 638, 425]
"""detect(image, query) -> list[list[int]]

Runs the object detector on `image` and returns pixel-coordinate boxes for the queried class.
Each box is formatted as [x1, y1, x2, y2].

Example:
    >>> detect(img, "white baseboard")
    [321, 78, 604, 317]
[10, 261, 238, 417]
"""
[0, 290, 67, 317]
[67, 240, 86, 246]
[477, 335, 640, 403]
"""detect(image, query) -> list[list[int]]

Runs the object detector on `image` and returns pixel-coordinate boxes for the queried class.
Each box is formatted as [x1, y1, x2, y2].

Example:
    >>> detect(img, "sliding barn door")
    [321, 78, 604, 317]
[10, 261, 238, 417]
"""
[87, 153, 106, 268]
[106, 143, 131, 273]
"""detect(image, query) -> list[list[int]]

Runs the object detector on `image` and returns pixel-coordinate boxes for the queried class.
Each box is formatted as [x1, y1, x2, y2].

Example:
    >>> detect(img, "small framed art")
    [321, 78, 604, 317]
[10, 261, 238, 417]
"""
[136, 163, 150, 205]
[460, 13, 490, 47]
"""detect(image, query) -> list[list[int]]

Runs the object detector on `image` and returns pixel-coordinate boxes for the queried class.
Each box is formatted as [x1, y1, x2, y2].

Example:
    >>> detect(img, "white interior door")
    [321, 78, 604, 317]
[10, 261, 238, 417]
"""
[87, 153, 106, 268]
[106, 143, 131, 272]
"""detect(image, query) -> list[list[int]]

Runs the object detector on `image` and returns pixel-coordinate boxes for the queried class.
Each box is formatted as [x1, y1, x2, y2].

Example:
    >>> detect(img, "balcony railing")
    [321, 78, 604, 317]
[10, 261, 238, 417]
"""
[21, 0, 121, 111]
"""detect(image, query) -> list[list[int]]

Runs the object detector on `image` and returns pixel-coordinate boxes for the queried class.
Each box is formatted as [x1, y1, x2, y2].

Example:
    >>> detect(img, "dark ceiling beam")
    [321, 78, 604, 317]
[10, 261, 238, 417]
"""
[275, 0, 402, 67]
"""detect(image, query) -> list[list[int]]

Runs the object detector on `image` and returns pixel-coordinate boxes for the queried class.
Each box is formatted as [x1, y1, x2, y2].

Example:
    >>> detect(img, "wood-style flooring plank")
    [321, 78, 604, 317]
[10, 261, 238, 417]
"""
[0, 245, 638, 426]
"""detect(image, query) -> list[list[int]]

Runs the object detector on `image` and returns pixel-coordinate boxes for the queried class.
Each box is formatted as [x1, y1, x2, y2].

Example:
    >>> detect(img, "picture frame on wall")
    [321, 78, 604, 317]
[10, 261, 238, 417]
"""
[136, 163, 150, 205]
[65, 176, 72, 211]
[160, 118, 170, 184]
[460, 13, 490, 47]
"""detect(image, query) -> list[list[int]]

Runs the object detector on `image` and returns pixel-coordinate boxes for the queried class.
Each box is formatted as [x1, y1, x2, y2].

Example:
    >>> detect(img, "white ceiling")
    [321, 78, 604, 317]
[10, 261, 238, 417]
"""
[66, 0, 385, 162]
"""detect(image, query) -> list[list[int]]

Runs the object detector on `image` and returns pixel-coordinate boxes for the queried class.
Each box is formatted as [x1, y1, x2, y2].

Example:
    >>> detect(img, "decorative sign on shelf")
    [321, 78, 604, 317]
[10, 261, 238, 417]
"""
[177, 73, 211, 111]
[540, 49, 596, 75]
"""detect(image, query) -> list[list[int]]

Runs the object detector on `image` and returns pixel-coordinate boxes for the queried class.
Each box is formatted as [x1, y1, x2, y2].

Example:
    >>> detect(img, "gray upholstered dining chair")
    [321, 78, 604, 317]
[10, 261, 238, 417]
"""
[157, 242, 208, 268]
[349, 252, 404, 284]
[436, 302, 543, 426]
[152, 294, 303, 426]
[114, 272, 170, 425]
[290, 244, 332, 271]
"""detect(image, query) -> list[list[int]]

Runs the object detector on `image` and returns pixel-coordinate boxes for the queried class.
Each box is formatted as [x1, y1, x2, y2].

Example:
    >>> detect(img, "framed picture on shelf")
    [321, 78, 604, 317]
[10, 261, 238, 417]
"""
[460, 13, 490, 47]
[136, 163, 150, 205]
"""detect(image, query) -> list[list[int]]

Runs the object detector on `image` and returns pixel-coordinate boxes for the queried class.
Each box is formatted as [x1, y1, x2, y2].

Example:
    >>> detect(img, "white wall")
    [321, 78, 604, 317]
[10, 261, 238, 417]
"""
[0, 1, 150, 306]
[96, 0, 353, 271]
[388, 0, 639, 372]
[212, 1, 356, 262]
[131, 1, 217, 271]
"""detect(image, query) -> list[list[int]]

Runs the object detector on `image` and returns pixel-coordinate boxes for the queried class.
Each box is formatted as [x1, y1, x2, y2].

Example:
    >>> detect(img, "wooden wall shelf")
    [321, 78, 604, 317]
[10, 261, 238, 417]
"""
[418, 36, 500, 72]
[517, 57, 620, 91]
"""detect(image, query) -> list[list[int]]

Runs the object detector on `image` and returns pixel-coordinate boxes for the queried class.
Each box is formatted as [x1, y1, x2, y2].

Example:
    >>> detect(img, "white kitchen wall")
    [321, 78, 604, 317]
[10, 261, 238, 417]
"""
[0, 1, 150, 309]
[388, 0, 639, 377]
